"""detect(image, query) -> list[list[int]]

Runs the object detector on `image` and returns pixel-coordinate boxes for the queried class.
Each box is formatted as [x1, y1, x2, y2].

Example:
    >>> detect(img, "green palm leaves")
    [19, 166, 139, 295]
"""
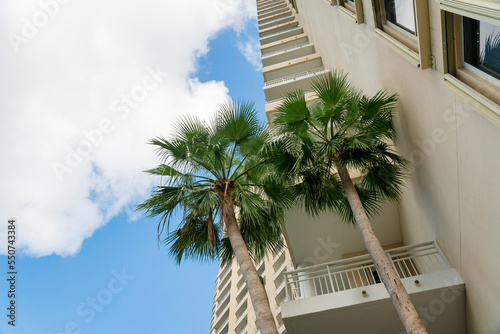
[271, 70, 408, 221]
[272, 70, 426, 333]
[137, 100, 289, 265]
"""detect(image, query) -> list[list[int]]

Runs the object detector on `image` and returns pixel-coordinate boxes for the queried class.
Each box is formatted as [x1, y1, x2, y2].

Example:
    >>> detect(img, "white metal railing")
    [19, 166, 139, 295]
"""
[259, 8, 291, 23]
[258, 0, 284, 9]
[258, 5, 288, 19]
[262, 42, 312, 58]
[258, 3, 287, 16]
[260, 27, 301, 41]
[257, 0, 280, 5]
[264, 67, 328, 87]
[284, 241, 449, 301]
[259, 14, 294, 28]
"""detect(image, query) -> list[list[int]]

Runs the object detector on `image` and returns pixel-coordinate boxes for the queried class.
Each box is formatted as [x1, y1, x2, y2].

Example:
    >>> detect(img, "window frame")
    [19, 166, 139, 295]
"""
[372, 0, 432, 69]
[440, 0, 500, 127]
[336, 0, 364, 24]
[383, 0, 417, 35]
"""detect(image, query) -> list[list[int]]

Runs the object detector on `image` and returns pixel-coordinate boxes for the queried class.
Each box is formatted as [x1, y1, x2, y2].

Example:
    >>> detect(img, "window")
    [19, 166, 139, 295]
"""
[440, 0, 500, 127]
[372, 0, 431, 69]
[384, 0, 416, 34]
[463, 18, 500, 83]
[337, 0, 364, 24]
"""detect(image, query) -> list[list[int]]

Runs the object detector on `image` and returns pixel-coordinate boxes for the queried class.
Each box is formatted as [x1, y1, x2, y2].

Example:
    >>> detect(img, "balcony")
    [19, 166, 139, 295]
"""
[258, 9, 292, 26]
[257, 2, 287, 17]
[215, 283, 231, 317]
[257, 0, 283, 10]
[259, 14, 295, 31]
[261, 42, 314, 67]
[258, 5, 289, 20]
[258, 2, 287, 14]
[260, 32, 308, 55]
[259, 19, 299, 38]
[260, 27, 304, 46]
[262, 53, 322, 82]
[263, 67, 329, 102]
[235, 308, 248, 333]
[211, 308, 229, 334]
[281, 241, 466, 334]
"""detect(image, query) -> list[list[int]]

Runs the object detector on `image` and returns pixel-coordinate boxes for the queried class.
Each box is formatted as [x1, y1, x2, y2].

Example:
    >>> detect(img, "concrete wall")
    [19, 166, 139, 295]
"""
[292, 0, 500, 333]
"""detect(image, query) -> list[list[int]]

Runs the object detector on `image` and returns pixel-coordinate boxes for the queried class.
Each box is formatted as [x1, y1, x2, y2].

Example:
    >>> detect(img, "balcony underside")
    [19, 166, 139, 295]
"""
[263, 54, 322, 81]
[261, 43, 314, 66]
[259, 15, 295, 30]
[261, 27, 303, 46]
[284, 201, 401, 266]
[260, 20, 299, 38]
[263, 67, 328, 102]
[282, 269, 465, 334]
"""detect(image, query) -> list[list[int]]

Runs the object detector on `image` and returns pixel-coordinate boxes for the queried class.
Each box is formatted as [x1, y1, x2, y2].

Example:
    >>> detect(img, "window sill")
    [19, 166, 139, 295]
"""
[443, 73, 500, 128]
[338, 0, 364, 24]
[339, 5, 357, 23]
[375, 28, 420, 68]
[344, 1, 355, 13]
[383, 23, 418, 53]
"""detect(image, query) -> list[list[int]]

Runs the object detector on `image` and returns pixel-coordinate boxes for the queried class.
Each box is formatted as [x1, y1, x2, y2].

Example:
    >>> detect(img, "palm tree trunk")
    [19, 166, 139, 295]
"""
[336, 163, 427, 334]
[222, 197, 279, 334]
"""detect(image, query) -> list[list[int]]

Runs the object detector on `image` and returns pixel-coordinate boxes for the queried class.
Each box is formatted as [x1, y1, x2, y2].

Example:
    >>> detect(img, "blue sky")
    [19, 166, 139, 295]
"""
[0, 1, 265, 333]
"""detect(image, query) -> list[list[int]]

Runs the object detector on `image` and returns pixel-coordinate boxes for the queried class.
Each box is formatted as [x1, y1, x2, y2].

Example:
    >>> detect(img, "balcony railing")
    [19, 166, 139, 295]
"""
[264, 67, 328, 87]
[261, 42, 311, 58]
[284, 241, 449, 301]
[260, 27, 302, 41]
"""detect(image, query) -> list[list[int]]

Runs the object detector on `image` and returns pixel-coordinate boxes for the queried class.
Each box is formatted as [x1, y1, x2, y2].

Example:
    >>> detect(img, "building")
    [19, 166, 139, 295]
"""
[254, 0, 500, 333]
[210, 245, 292, 334]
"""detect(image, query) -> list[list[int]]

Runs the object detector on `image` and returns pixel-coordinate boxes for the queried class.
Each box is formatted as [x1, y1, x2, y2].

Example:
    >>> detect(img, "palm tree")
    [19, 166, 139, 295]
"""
[270, 71, 427, 334]
[137, 100, 290, 334]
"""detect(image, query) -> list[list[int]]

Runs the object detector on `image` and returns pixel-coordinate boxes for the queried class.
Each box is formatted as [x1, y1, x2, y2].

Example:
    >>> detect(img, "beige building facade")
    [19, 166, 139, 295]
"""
[253, 0, 500, 333]
[210, 246, 292, 334]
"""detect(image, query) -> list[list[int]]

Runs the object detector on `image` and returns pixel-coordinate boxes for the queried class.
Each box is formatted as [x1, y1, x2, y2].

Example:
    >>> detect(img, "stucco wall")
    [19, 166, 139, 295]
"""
[292, 0, 500, 332]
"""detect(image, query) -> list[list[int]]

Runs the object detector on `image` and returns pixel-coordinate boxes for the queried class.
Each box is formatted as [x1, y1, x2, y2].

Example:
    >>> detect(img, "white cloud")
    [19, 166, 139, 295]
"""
[0, 0, 256, 257]
[236, 35, 263, 71]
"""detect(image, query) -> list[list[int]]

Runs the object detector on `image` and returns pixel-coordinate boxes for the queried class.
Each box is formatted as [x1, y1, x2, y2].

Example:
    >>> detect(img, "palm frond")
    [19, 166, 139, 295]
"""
[271, 69, 408, 225]
[274, 89, 311, 135]
[165, 214, 221, 264]
[138, 98, 292, 268]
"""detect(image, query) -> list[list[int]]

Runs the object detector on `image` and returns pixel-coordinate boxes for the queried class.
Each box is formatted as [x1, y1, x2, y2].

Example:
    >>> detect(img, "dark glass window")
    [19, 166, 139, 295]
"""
[383, 0, 416, 35]
[463, 17, 500, 80]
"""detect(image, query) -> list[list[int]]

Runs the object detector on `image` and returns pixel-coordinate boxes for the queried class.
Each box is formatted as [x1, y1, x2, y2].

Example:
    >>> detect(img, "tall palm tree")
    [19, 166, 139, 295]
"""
[137, 100, 290, 334]
[271, 71, 427, 334]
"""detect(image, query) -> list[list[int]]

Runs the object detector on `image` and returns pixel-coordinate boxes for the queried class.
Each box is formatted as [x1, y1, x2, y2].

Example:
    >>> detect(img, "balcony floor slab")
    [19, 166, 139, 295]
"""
[282, 269, 465, 334]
